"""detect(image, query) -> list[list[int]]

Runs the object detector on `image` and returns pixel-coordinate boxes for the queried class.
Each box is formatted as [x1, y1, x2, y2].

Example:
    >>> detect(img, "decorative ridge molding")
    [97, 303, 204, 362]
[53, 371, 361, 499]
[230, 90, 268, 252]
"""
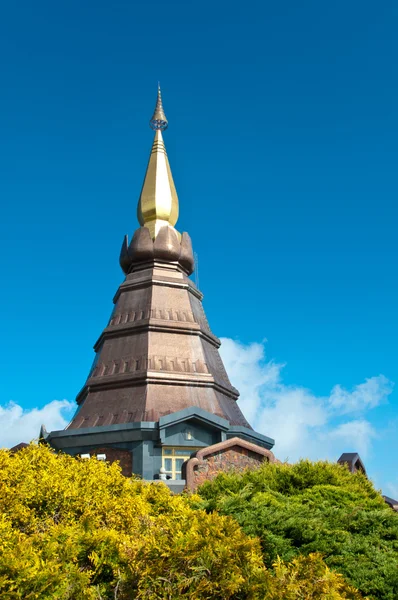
[91, 355, 210, 378]
[194, 436, 277, 462]
[109, 307, 196, 327]
[77, 371, 239, 404]
[113, 277, 203, 303]
[93, 319, 220, 352]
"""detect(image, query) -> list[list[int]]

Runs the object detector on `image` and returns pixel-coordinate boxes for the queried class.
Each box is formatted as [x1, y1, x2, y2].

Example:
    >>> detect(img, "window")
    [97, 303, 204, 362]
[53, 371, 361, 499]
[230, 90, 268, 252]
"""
[162, 447, 199, 480]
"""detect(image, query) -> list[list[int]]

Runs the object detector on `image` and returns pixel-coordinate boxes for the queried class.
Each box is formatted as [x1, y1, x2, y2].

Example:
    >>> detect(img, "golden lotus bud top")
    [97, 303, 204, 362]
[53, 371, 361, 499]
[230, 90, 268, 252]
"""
[137, 86, 179, 240]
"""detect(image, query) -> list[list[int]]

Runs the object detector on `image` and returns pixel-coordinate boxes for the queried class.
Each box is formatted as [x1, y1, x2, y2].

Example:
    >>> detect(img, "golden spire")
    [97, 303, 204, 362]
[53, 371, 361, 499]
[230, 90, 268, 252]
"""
[137, 85, 179, 240]
[150, 84, 168, 131]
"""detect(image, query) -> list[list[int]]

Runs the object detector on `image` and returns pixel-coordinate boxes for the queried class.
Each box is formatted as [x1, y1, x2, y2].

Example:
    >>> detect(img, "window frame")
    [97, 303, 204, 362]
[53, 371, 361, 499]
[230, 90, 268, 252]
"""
[161, 446, 199, 480]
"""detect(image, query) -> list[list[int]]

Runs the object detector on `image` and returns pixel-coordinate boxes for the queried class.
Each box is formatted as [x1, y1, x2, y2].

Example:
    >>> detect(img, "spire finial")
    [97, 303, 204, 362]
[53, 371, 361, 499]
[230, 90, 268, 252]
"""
[137, 86, 179, 239]
[150, 84, 168, 131]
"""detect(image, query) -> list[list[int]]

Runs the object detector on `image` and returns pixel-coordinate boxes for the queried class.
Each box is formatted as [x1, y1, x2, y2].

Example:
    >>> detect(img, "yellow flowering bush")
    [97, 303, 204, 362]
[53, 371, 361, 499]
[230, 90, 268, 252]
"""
[0, 444, 363, 599]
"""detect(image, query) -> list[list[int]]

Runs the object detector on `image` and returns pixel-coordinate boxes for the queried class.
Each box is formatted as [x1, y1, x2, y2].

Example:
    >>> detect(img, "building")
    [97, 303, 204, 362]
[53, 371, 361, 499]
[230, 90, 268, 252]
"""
[42, 87, 274, 482]
[337, 453, 366, 475]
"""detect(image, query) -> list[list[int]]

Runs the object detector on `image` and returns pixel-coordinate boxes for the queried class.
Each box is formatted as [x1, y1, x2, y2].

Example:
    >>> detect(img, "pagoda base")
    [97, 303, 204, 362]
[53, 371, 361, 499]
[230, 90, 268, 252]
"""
[44, 406, 274, 480]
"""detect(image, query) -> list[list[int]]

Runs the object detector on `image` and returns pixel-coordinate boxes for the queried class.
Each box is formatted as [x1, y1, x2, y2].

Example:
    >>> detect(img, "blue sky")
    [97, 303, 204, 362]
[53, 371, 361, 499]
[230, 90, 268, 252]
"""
[0, 1, 397, 494]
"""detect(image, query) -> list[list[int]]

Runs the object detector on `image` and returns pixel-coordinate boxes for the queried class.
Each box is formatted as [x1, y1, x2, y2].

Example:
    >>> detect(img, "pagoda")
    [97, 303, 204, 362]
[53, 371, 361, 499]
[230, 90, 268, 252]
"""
[43, 88, 274, 481]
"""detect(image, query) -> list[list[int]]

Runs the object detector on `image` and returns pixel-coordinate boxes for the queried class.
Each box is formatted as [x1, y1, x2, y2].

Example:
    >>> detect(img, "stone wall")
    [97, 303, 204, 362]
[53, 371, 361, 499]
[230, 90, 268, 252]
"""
[86, 447, 132, 477]
[183, 437, 278, 491]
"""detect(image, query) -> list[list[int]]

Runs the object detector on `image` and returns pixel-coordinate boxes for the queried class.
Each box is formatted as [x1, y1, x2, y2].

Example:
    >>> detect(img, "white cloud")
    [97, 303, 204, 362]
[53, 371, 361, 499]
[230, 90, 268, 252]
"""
[219, 338, 283, 424]
[0, 400, 75, 448]
[220, 338, 393, 462]
[325, 420, 377, 457]
[329, 376, 393, 414]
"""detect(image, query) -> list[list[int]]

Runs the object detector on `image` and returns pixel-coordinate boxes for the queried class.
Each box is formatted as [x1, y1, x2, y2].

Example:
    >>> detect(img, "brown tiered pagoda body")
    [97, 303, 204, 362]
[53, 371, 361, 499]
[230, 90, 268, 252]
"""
[69, 226, 251, 430]
[45, 87, 274, 482]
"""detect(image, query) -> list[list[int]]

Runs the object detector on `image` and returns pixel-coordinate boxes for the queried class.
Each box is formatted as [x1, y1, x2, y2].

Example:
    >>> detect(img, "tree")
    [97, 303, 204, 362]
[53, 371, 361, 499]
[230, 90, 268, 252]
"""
[0, 445, 362, 599]
[194, 460, 398, 600]
[0, 444, 262, 599]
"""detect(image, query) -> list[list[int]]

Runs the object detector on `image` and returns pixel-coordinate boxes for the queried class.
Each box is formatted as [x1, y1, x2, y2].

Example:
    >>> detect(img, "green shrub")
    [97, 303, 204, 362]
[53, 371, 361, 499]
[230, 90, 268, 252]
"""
[194, 460, 398, 599]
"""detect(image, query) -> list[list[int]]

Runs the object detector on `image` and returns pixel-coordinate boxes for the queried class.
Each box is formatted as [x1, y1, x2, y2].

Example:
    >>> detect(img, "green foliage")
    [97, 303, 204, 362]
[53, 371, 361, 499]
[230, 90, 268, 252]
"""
[194, 460, 398, 600]
[0, 445, 364, 599]
[0, 444, 263, 599]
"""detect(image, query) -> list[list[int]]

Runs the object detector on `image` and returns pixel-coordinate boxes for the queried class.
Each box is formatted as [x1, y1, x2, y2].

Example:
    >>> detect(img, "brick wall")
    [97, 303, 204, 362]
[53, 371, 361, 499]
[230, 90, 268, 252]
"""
[192, 445, 266, 488]
[87, 447, 132, 477]
[184, 437, 277, 490]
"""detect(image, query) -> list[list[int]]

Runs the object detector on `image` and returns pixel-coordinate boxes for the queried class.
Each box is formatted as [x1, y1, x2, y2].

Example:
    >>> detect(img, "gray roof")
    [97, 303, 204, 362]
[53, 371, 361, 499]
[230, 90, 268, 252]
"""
[337, 452, 366, 474]
[382, 495, 398, 511]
